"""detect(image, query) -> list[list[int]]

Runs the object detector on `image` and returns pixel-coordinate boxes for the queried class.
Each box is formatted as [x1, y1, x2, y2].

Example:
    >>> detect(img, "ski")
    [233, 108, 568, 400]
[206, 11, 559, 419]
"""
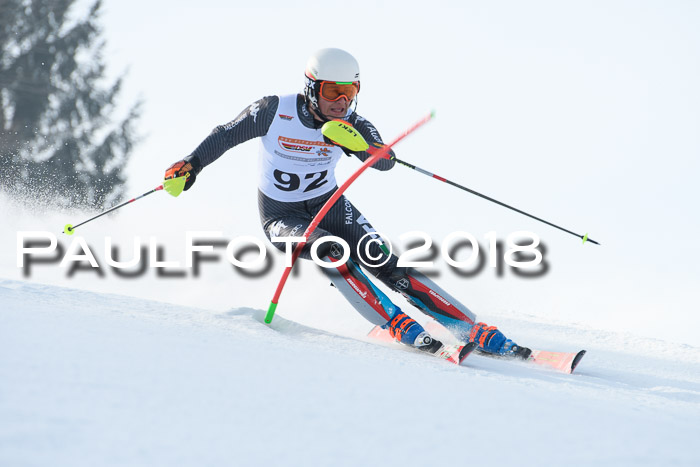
[527, 349, 586, 374]
[254, 310, 477, 367]
[440, 341, 479, 365]
[367, 325, 478, 365]
[368, 325, 586, 373]
[471, 347, 586, 374]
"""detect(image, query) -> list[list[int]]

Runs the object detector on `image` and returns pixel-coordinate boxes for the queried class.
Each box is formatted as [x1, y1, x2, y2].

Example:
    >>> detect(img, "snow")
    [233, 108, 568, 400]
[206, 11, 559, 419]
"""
[1, 278, 698, 466]
[3, 1, 700, 465]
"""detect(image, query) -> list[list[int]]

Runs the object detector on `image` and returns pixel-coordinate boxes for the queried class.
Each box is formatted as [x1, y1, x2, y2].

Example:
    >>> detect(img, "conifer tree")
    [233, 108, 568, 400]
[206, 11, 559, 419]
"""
[0, 0, 140, 209]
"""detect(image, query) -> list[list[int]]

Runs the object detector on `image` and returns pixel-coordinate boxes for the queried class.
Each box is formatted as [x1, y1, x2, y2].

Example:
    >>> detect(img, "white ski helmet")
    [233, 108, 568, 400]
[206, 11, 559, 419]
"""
[305, 48, 360, 82]
[304, 48, 361, 117]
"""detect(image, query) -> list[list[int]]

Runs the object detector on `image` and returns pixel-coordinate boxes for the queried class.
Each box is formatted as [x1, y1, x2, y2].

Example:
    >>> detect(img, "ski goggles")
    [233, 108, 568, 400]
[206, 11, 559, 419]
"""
[318, 81, 360, 102]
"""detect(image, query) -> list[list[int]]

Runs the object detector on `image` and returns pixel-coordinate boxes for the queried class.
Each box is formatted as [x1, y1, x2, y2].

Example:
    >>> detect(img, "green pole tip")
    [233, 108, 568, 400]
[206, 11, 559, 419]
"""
[64, 224, 75, 235]
[264, 302, 278, 324]
[430, 110, 436, 119]
[582, 233, 589, 244]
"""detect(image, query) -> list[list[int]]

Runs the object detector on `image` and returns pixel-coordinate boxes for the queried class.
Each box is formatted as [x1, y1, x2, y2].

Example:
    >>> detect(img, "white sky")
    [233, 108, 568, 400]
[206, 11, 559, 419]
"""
[4, 0, 700, 346]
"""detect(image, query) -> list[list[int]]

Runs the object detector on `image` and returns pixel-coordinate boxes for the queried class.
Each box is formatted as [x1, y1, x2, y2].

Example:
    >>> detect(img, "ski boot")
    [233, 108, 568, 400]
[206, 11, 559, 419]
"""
[384, 310, 444, 354]
[468, 322, 531, 359]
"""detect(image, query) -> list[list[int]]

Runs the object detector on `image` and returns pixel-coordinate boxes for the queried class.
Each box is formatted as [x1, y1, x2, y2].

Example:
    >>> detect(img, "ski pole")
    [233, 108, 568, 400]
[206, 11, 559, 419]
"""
[63, 176, 188, 235]
[264, 112, 435, 324]
[63, 185, 163, 235]
[390, 157, 600, 245]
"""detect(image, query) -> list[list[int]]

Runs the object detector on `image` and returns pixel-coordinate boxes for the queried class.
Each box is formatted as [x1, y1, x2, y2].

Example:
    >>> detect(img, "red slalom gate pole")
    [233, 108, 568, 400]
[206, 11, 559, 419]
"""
[264, 112, 435, 324]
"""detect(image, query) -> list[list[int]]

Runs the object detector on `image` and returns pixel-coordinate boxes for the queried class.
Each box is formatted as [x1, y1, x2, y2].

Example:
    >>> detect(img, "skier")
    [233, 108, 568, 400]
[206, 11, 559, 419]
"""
[165, 48, 530, 359]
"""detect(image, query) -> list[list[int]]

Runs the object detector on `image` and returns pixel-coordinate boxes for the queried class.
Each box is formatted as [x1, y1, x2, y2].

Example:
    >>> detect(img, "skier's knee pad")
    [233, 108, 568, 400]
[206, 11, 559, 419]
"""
[316, 241, 346, 262]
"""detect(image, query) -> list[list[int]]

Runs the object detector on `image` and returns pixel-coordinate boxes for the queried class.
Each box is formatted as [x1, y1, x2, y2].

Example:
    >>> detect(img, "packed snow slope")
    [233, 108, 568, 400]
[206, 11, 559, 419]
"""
[1, 279, 698, 467]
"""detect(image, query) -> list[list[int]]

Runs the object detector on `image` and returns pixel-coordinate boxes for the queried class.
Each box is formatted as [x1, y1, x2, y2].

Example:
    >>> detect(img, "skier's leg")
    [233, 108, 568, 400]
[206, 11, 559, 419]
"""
[257, 191, 439, 351]
[306, 195, 450, 350]
[310, 192, 494, 350]
[377, 267, 476, 339]
[321, 249, 439, 351]
[315, 192, 525, 357]
[378, 267, 529, 357]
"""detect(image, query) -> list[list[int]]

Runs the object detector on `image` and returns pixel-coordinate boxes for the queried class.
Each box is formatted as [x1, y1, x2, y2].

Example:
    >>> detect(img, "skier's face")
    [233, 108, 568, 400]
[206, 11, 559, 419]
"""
[317, 93, 350, 119]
